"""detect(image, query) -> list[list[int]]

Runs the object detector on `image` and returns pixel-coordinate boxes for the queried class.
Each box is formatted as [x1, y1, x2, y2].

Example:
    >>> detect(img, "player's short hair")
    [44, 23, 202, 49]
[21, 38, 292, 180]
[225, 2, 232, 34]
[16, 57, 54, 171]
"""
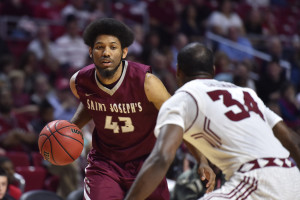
[83, 18, 134, 49]
[177, 42, 214, 76]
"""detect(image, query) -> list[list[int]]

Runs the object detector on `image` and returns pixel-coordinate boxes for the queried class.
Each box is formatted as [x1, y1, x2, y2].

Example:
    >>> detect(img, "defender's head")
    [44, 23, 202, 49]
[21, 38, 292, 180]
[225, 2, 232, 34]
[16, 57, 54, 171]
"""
[177, 42, 214, 86]
[83, 18, 134, 49]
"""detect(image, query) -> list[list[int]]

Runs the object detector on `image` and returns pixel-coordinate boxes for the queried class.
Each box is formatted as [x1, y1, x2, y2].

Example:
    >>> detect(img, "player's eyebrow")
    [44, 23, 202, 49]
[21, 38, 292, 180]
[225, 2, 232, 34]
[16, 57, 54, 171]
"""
[95, 41, 118, 45]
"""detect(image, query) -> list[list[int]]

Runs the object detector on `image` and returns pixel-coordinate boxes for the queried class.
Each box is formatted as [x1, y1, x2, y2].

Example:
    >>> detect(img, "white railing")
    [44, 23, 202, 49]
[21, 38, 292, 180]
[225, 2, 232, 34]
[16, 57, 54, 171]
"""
[205, 31, 291, 79]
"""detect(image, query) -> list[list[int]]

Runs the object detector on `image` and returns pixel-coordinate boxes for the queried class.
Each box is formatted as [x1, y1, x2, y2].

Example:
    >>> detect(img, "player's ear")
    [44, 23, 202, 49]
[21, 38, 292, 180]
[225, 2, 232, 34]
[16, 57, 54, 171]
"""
[122, 47, 128, 59]
[89, 47, 93, 58]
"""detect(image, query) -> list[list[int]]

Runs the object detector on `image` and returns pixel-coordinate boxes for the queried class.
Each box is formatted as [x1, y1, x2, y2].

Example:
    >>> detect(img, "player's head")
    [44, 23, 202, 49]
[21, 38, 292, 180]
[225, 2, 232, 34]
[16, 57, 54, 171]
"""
[83, 18, 134, 79]
[177, 42, 214, 85]
[0, 168, 9, 199]
[83, 18, 134, 49]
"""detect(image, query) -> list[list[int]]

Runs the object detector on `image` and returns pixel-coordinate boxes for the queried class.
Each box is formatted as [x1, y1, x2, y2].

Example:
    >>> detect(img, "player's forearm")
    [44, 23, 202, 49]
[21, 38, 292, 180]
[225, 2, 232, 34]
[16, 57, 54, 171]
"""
[273, 121, 300, 168]
[286, 133, 300, 168]
[184, 140, 206, 164]
[124, 153, 173, 200]
[70, 103, 92, 129]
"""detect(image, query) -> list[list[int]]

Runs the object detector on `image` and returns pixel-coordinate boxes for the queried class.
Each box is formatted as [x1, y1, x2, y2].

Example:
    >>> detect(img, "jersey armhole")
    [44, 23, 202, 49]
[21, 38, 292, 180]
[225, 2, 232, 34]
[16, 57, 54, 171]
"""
[177, 91, 199, 132]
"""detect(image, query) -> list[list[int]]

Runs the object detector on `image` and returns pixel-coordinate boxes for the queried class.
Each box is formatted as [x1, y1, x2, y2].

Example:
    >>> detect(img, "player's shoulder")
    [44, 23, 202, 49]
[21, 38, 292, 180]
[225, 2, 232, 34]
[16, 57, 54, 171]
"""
[127, 60, 151, 72]
[80, 64, 95, 72]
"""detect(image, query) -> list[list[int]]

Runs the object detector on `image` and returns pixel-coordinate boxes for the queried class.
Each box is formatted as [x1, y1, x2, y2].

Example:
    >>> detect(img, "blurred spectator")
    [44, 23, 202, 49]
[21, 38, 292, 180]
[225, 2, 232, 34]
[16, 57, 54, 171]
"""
[261, 7, 278, 36]
[217, 26, 254, 63]
[170, 33, 189, 71]
[265, 36, 284, 59]
[291, 32, 300, 92]
[244, 8, 264, 36]
[32, 0, 67, 39]
[1, 0, 32, 17]
[246, 0, 270, 8]
[256, 57, 287, 104]
[214, 51, 234, 83]
[8, 69, 38, 119]
[61, 0, 90, 30]
[147, 0, 180, 46]
[141, 30, 161, 65]
[192, 0, 213, 34]
[207, 0, 244, 36]
[233, 61, 256, 91]
[0, 157, 22, 200]
[0, 56, 15, 88]
[8, 70, 30, 109]
[27, 24, 59, 67]
[18, 50, 45, 93]
[180, 5, 202, 41]
[31, 100, 54, 136]
[47, 78, 78, 120]
[30, 73, 52, 105]
[0, 168, 16, 200]
[128, 23, 145, 59]
[149, 51, 177, 95]
[0, 87, 36, 152]
[1, 0, 34, 39]
[54, 14, 89, 73]
[278, 81, 300, 134]
[261, 36, 291, 76]
[0, 37, 11, 57]
[87, 0, 107, 22]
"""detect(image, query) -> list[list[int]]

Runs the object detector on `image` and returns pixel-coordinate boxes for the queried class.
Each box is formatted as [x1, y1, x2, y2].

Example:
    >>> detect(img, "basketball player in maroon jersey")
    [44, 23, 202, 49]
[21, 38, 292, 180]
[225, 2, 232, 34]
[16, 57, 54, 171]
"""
[68, 18, 215, 200]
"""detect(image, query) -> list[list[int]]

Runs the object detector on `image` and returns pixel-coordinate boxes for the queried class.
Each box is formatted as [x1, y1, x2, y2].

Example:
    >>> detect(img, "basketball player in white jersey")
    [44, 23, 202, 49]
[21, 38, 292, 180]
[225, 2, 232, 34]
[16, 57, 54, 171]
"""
[124, 42, 300, 200]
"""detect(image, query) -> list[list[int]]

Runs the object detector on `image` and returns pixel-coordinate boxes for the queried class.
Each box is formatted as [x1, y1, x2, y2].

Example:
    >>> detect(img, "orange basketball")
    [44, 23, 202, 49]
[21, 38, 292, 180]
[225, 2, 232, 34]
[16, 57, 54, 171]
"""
[38, 120, 84, 166]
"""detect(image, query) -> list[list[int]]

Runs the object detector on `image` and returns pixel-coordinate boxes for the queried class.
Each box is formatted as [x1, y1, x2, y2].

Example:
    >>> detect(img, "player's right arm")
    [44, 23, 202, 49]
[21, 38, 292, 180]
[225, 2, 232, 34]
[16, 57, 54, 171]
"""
[144, 73, 171, 110]
[69, 72, 92, 129]
[273, 121, 300, 168]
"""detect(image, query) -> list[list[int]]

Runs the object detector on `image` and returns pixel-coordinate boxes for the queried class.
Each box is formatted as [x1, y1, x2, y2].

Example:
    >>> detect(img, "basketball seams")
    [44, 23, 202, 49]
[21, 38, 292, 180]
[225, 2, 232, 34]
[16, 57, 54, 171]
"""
[39, 120, 84, 165]
[53, 120, 76, 161]
[55, 121, 84, 146]
[48, 135, 57, 165]
[47, 123, 59, 164]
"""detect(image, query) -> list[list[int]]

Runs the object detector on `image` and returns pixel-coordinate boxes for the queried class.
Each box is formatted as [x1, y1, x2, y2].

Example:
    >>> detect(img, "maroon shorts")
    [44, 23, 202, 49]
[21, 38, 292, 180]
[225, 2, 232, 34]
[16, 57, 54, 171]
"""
[83, 153, 170, 200]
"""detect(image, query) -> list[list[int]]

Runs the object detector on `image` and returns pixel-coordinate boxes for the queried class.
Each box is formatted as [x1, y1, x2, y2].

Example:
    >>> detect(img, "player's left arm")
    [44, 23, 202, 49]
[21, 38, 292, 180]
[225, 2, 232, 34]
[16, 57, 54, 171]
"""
[273, 121, 300, 168]
[184, 141, 216, 193]
[144, 73, 171, 110]
[124, 124, 183, 200]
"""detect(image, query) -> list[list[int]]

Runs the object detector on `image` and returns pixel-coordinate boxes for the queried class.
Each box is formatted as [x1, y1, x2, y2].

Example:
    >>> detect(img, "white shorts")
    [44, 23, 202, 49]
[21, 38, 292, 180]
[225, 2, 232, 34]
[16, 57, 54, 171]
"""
[200, 159, 300, 200]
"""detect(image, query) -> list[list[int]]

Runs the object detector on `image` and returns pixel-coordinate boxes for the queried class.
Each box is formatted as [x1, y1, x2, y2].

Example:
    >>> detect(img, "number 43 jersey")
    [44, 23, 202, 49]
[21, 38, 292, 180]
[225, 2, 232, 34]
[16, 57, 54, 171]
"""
[75, 60, 158, 163]
[155, 79, 289, 180]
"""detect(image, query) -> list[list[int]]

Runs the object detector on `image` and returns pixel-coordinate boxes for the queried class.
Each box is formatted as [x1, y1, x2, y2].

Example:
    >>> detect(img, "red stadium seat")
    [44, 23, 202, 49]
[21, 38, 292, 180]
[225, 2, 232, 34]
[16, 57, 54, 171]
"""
[6, 151, 31, 167]
[15, 166, 47, 192]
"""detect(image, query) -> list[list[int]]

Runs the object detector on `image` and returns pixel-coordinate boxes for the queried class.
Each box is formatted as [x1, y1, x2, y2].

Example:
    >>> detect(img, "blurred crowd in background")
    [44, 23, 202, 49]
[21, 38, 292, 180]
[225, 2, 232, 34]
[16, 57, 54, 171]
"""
[0, 0, 300, 199]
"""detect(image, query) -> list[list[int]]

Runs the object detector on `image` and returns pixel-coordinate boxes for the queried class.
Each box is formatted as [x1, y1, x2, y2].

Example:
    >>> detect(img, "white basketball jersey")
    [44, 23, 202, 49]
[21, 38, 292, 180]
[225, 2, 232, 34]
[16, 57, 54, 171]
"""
[155, 79, 289, 180]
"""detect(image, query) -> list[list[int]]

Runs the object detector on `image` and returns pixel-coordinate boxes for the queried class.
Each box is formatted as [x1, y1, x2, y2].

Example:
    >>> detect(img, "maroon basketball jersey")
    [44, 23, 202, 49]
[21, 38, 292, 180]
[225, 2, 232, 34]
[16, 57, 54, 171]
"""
[75, 61, 158, 163]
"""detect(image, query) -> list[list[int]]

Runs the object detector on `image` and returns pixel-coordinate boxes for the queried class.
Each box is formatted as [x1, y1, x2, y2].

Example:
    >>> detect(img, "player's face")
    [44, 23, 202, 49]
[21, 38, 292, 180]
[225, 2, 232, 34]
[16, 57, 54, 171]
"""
[0, 176, 8, 199]
[90, 35, 128, 79]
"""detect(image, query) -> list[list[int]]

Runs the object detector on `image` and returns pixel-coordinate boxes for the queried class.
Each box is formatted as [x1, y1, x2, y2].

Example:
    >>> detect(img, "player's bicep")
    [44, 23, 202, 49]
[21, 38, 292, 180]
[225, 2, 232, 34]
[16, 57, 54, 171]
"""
[154, 92, 197, 137]
[144, 73, 171, 110]
[70, 71, 80, 99]
[264, 107, 282, 128]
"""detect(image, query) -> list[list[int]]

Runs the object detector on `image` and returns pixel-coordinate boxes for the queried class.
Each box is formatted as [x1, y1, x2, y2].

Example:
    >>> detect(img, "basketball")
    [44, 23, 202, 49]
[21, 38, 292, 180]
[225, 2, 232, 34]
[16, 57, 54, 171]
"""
[38, 120, 84, 166]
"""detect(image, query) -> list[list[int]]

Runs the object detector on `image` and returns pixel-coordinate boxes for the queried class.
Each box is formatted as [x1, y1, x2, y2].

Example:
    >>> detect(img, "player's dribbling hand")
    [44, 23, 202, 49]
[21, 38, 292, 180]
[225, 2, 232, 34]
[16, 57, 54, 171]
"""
[198, 163, 216, 193]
